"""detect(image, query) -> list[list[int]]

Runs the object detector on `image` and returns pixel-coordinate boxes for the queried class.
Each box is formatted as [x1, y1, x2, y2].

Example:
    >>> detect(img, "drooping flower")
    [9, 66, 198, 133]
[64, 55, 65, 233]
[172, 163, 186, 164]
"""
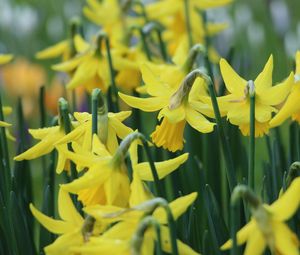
[145, 0, 231, 59]
[61, 133, 188, 207]
[270, 51, 300, 126]
[30, 189, 85, 255]
[52, 34, 138, 93]
[212, 55, 294, 136]
[221, 178, 300, 255]
[55, 111, 133, 156]
[119, 62, 215, 152]
[81, 192, 199, 255]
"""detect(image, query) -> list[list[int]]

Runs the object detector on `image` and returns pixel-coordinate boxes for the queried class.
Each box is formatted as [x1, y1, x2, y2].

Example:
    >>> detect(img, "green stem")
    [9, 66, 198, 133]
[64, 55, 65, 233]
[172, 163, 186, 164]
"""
[130, 26, 152, 61]
[248, 81, 255, 190]
[58, 98, 77, 180]
[184, 0, 193, 48]
[0, 94, 11, 200]
[163, 204, 179, 255]
[204, 75, 237, 192]
[230, 203, 238, 255]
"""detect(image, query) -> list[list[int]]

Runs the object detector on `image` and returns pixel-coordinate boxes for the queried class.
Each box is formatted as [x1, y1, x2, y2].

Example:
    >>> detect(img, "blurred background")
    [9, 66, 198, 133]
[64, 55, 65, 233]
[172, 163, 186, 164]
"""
[1, 0, 300, 81]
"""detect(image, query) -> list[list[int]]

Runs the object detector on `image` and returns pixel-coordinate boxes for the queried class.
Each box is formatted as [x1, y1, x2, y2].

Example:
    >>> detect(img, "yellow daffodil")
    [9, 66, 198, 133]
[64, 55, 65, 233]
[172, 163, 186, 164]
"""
[82, 192, 199, 255]
[270, 51, 300, 126]
[119, 64, 215, 152]
[221, 177, 300, 255]
[55, 111, 133, 157]
[213, 55, 294, 136]
[30, 189, 85, 255]
[52, 34, 138, 93]
[146, 0, 230, 58]
[36, 40, 71, 62]
[0, 54, 13, 65]
[61, 133, 188, 207]
[14, 124, 74, 173]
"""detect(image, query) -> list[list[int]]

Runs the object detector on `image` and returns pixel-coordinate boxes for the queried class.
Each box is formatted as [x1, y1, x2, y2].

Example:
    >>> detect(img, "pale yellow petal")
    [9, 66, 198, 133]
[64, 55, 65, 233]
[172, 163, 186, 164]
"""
[186, 106, 215, 133]
[30, 204, 73, 234]
[255, 55, 273, 91]
[244, 228, 266, 255]
[154, 192, 198, 224]
[269, 177, 300, 221]
[220, 58, 247, 96]
[36, 40, 68, 59]
[58, 189, 83, 225]
[119, 93, 168, 112]
[135, 153, 188, 181]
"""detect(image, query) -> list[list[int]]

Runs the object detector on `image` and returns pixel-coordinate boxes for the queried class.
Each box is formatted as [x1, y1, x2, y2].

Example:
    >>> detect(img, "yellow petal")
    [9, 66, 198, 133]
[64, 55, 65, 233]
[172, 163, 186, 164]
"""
[268, 177, 300, 221]
[66, 57, 99, 90]
[29, 126, 59, 139]
[119, 92, 168, 112]
[296, 51, 300, 75]
[160, 226, 200, 255]
[62, 164, 110, 193]
[3, 106, 12, 115]
[0, 121, 11, 127]
[92, 134, 111, 157]
[221, 220, 256, 250]
[244, 228, 266, 255]
[58, 189, 83, 225]
[158, 105, 186, 123]
[258, 72, 294, 106]
[255, 55, 273, 91]
[193, 0, 232, 9]
[220, 58, 247, 96]
[255, 103, 275, 123]
[130, 171, 153, 207]
[135, 153, 188, 181]
[29, 204, 73, 234]
[154, 192, 198, 224]
[270, 82, 300, 127]
[273, 221, 299, 255]
[35, 40, 68, 59]
[55, 144, 68, 174]
[0, 54, 13, 65]
[73, 34, 89, 53]
[185, 106, 215, 133]
[108, 115, 133, 140]
[52, 54, 85, 72]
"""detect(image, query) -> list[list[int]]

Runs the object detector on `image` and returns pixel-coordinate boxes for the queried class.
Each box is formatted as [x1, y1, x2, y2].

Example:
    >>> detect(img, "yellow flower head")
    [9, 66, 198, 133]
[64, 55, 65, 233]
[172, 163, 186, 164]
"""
[120, 63, 215, 152]
[222, 178, 300, 255]
[30, 189, 85, 255]
[215, 55, 294, 137]
[81, 192, 199, 255]
[61, 132, 188, 207]
[270, 51, 300, 127]
[146, 0, 230, 58]
[53, 34, 138, 93]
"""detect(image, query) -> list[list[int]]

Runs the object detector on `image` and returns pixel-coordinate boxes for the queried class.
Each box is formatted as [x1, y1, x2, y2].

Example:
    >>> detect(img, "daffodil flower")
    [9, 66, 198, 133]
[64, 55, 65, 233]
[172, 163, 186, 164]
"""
[30, 189, 85, 255]
[81, 193, 199, 255]
[212, 55, 294, 137]
[52, 33, 138, 93]
[270, 51, 300, 126]
[0, 54, 13, 65]
[145, 0, 230, 58]
[61, 133, 188, 207]
[55, 111, 133, 157]
[222, 178, 300, 255]
[120, 65, 215, 152]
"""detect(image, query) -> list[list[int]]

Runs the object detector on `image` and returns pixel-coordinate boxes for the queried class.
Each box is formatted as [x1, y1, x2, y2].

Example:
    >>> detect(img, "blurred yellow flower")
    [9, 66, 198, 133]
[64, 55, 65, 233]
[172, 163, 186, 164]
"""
[53, 35, 138, 93]
[0, 54, 13, 65]
[270, 51, 300, 126]
[1, 59, 46, 117]
[215, 55, 294, 137]
[221, 177, 300, 255]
